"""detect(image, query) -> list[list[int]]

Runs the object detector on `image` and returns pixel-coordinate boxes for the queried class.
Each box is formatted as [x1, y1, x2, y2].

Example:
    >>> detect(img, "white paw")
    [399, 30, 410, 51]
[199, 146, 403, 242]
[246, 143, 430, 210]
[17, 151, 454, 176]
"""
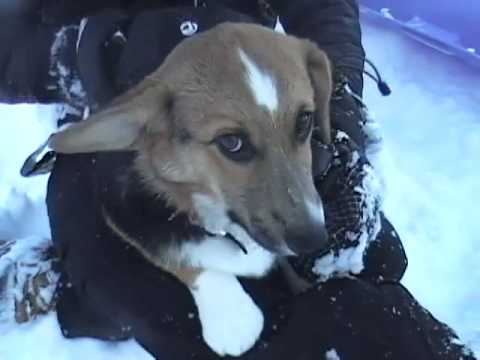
[191, 271, 264, 357]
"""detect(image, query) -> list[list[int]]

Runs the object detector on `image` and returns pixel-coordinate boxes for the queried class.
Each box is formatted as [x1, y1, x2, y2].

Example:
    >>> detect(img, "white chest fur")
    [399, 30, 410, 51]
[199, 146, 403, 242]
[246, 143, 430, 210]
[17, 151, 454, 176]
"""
[175, 237, 273, 357]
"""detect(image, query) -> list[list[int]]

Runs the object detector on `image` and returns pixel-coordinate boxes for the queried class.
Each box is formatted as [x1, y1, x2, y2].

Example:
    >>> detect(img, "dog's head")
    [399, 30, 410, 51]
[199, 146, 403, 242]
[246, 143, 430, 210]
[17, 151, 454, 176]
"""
[50, 23, 333, 256]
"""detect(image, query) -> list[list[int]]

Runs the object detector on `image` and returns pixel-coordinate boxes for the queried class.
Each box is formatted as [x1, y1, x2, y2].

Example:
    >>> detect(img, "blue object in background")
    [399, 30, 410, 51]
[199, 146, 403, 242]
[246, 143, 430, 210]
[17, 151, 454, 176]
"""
[359, 0, 480, 50]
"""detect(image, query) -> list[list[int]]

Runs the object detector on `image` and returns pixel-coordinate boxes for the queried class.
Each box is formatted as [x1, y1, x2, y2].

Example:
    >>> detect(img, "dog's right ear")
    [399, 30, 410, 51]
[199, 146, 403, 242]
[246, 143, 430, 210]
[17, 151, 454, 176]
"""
[49, 80, 166, 154]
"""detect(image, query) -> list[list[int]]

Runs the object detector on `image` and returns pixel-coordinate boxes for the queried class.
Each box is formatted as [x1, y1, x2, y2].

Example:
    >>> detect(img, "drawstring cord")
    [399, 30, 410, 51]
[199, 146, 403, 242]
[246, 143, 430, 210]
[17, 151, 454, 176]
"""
[335, 57, 392, 103]
[364, 58, 391, 96]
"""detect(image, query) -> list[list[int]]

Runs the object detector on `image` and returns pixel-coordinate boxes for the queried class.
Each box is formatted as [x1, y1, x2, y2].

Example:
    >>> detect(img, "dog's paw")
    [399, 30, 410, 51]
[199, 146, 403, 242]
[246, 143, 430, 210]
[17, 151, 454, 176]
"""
[191, 271, 264, 357]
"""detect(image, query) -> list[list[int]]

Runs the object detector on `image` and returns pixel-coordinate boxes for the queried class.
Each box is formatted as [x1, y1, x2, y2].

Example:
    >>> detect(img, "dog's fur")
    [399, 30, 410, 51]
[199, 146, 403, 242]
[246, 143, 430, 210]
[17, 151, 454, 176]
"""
[49, 23, 333, 357]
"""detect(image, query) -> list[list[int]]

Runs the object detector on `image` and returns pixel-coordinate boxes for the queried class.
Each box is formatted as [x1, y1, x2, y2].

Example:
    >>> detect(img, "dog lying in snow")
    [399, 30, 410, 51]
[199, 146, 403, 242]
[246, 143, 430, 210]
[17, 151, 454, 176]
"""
[47, 22, 333, 357]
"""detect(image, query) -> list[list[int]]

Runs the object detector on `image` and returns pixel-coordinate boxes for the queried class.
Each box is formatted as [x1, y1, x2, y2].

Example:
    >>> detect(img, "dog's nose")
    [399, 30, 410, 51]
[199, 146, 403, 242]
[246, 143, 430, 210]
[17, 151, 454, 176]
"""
[285, 222, 329, 255]
[285, 201, 329, 255]
[286, 200, 328, 255]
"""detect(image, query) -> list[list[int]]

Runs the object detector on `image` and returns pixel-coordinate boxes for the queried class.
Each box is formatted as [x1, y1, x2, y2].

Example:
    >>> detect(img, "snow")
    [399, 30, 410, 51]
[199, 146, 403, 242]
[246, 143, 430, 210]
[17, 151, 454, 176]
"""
[0, 105, 56, 241]
[0, 20, 479, 359]
[0, 235, 58, 330]
[325, 348, 341, 360]
[312, 131, 383, 281]
[0, 105, 154, 358]
[0, 314, 152, 360]
[50, 27, 87, 106]
[361, 21, 480, 355]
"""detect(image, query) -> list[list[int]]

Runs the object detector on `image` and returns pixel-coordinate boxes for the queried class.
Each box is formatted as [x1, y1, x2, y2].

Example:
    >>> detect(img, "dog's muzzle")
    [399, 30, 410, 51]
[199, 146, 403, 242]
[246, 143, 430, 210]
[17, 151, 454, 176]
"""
[285, 221, 329, 255]
[250, 207, 329, 257]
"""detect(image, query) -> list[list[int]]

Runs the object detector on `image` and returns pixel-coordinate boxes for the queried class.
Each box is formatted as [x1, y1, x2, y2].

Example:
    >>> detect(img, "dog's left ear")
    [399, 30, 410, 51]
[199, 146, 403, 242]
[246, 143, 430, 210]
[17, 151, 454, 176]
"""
[49, 80, 165, 154]
[304, 41, 332, 144]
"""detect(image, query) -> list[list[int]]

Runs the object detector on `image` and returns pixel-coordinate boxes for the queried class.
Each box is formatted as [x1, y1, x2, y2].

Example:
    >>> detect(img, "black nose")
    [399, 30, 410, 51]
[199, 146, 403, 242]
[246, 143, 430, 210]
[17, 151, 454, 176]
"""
[286, 223, 329, 255]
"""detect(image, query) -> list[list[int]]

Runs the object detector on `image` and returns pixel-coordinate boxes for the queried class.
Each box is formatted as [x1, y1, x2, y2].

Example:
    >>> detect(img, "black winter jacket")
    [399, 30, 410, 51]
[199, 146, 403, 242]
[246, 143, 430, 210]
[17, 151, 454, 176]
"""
[0, 0, 365, 104]
[1, 1, 476, 359]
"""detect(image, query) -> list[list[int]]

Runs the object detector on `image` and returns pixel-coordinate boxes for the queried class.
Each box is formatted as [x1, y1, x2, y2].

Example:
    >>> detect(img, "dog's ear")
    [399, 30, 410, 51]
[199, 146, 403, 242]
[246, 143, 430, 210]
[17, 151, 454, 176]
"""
[304, 41, 332, 144]
[49, 80, 167, 154]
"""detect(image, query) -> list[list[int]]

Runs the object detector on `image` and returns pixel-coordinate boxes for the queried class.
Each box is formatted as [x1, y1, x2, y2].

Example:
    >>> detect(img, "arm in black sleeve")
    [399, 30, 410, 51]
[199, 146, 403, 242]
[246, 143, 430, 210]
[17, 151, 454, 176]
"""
[270, 0, 366, 96]
[0, 0, 129, 104]
[0, 16, 62, 104]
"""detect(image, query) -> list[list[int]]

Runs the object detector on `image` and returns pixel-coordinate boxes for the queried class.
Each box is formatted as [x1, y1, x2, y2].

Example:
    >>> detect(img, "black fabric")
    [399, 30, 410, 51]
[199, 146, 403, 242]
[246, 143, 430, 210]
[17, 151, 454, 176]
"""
[270, 0, 366, 96]
[0, 17, 59, 103]
[77, 6, 257, 109]
[361, 214, 408, 283]
[0, 0, 366, 103]
[76, 9, 129, 108]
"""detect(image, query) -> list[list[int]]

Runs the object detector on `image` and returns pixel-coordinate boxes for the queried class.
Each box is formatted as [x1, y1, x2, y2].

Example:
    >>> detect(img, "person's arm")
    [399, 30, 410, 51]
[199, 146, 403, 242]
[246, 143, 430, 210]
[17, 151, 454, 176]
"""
[270, 0, 366, 96]
[0, 17, 60, 103]
[0, 0, 128, 104]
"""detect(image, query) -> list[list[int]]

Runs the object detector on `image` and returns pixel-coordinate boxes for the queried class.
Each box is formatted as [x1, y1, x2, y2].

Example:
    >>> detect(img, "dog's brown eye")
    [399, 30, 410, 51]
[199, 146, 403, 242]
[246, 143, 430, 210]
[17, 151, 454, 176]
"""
[218, 135, 243, 153]
[215, 134, 255, 162]
[296, 111, 314, 143]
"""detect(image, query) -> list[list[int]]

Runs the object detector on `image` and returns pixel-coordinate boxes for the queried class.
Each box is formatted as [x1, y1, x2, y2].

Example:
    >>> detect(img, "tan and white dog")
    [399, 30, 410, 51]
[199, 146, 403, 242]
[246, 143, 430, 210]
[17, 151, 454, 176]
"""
[48, 23, 332, 357]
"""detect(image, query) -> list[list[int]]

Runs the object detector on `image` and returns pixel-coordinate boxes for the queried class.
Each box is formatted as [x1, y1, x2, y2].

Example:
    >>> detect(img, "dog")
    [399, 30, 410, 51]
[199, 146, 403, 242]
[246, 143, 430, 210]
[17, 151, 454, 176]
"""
[48, 22, 333, 357]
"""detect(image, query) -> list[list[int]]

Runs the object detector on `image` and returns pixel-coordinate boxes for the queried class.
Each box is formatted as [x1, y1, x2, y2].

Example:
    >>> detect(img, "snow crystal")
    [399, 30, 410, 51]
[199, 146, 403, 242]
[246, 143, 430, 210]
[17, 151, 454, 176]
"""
[348, 150, 360, 168]
[334, 130, 350, 142]
[325, 348, 341, 360]
[312, 232, 368, 281]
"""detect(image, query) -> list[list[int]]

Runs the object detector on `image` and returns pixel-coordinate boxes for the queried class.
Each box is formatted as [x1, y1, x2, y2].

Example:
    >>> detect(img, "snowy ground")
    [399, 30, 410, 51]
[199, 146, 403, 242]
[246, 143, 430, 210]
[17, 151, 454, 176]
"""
[362, 21, 480, 354]
[0, 22, 479, 359]
[0, 107, 155, 359]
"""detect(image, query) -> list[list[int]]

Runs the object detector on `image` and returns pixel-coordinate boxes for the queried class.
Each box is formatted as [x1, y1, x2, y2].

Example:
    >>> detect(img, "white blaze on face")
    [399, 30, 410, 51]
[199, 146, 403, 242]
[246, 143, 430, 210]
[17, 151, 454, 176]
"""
[238, 48, 279, 116]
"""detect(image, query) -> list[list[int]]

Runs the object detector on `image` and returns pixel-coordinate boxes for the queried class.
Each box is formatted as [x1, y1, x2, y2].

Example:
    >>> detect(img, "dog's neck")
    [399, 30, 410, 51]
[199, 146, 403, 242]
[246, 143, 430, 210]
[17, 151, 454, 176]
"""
[99, 153, 206, 250]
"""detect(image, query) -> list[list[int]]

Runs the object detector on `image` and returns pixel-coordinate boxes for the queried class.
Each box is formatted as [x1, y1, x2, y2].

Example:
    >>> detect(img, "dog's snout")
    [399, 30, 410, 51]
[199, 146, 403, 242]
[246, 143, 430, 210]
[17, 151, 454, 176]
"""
[285, 201, 328, 255]
[285, 221, 328, 255]
[250, 202, 329, 256]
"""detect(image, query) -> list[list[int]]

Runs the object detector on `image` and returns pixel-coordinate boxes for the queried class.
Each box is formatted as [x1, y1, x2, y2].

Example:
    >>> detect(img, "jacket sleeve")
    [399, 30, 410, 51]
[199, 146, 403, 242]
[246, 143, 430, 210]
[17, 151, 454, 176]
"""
[0, 15, 60, 104]
[270, 0, 366, 96]
[0, 0, 127, 104]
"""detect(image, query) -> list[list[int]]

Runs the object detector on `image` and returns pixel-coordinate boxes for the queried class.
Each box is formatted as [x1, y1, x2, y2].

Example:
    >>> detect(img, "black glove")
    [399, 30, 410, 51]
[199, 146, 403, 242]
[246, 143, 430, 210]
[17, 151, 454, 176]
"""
[290, 129, 383, 282]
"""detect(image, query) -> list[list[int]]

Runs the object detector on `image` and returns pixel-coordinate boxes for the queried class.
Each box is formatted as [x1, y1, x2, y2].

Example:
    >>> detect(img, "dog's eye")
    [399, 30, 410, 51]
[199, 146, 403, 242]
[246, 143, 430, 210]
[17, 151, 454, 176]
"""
[295, 111, 314, 143]
[215, 134, 255, 162]
[218, 134, 243, 152]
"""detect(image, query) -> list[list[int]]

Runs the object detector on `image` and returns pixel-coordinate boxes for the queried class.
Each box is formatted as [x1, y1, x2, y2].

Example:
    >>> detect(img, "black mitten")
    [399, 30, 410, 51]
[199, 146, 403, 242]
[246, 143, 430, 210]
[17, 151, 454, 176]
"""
[290, 129, 383, 282]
